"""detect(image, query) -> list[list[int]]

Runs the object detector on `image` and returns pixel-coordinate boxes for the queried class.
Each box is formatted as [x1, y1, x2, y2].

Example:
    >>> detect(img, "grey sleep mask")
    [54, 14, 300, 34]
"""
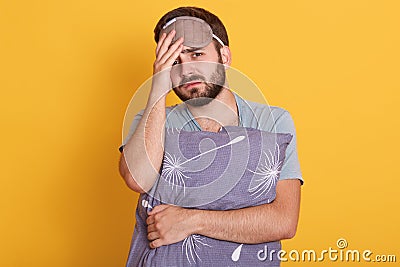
[159, 16, 225, 48]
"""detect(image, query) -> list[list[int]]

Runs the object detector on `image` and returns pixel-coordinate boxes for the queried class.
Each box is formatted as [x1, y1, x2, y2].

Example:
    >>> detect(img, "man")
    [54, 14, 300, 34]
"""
[119, 6, 303, 266]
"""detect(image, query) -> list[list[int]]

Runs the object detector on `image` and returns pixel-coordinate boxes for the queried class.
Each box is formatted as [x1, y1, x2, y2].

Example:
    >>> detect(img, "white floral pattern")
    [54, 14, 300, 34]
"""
[162, 135, 246, 194]
[248, 143, 282, 198]
[163, 151, 190, 193]
[182, 234, 212, 265]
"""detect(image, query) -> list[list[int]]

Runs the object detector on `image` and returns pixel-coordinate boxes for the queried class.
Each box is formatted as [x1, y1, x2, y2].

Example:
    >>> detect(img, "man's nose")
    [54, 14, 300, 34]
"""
[180, 61, 196, 76]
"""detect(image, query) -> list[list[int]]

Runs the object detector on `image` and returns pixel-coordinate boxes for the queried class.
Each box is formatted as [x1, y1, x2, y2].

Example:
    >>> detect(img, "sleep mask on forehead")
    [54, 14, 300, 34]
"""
[159, 16, 225, 48]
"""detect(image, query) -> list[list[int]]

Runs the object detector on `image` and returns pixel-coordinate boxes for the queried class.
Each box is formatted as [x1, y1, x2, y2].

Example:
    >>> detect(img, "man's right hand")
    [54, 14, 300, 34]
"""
[151, 30, 183, 97]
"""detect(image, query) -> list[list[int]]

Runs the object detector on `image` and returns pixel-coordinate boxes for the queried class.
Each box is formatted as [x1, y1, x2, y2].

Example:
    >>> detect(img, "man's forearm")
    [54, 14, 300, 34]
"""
[192, 180, 301, 243]
[146, 179, 301, 248]
[121, 93, 166, 192]
[193, 203, 291, 243]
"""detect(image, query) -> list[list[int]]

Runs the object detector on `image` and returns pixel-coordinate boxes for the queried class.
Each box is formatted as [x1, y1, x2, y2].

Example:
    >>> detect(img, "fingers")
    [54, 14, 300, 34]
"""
[156, 30, 174, 60]
[155, 32, 166, 55]
[158, 38, 183, 65]
[153, 30, 184, 74]
[147, 219, 162, 249]
[150, 239, 163, 249]
[147, 228, 159, 241]
[146, 204, 169, 225]
[147, 219, 162, 248]
[145, 204, 172, 249]
[156, 30, 177, 61]
[147, 222, 156, 233]
[148, 204, 169, 215]
[146, 215, 155, 225]
[152, 43, 182, 75]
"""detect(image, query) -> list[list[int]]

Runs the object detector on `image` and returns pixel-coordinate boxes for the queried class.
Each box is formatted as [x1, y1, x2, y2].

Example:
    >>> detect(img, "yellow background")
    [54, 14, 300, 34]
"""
[1, 0, 399, 266]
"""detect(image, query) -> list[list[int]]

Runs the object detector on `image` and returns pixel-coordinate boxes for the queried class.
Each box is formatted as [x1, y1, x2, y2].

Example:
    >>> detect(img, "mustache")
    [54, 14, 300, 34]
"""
[179, 74, 206, 87]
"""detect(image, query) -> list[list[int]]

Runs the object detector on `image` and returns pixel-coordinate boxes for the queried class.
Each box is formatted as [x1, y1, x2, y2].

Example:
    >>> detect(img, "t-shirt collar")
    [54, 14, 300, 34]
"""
[183, 91, 244, 130]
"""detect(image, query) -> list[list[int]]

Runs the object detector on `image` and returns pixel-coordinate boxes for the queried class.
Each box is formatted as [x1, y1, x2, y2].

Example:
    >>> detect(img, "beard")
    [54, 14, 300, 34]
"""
[173, 62, 226, 107]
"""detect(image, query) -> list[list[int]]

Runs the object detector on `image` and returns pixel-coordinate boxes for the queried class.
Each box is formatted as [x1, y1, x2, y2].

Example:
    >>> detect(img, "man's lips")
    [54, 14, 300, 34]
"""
[182, 81, 203, 89]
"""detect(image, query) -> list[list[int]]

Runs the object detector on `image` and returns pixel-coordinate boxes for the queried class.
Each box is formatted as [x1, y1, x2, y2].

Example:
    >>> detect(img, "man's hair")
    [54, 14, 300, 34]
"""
[154, 6, 229, 49]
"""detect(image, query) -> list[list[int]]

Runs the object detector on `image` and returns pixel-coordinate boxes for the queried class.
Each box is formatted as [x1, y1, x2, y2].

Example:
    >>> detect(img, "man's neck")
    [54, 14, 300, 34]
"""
[187, 88, 239, 132]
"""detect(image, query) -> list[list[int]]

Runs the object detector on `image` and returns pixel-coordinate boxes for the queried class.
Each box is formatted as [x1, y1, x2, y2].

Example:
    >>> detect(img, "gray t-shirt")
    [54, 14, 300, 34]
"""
[120, 93, 303, 183]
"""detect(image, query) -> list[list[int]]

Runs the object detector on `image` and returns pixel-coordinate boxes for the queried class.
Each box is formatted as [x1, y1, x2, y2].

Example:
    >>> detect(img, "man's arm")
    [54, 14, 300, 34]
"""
[146, 179, 301, 248]
[119, 30, 183, 193]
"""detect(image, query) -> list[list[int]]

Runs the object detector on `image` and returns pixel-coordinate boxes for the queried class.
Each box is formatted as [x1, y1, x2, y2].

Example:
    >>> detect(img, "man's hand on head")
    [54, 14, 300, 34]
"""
[149, 30, 183, 99]
[153, 30, 183, 74]
[146, 204, 199, 249]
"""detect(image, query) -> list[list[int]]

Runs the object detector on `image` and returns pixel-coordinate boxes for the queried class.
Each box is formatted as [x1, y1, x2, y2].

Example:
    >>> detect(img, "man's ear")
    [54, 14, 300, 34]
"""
[220, 46, 232, 66]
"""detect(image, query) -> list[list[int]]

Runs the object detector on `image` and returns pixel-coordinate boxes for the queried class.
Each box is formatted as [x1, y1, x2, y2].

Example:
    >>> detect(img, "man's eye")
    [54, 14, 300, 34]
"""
[173, 60, 180, 65]
[193, 52, 203, 58]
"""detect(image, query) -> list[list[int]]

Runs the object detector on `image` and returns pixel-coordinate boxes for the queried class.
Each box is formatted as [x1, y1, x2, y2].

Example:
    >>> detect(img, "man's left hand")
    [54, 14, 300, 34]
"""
[146, 204, 197, 249]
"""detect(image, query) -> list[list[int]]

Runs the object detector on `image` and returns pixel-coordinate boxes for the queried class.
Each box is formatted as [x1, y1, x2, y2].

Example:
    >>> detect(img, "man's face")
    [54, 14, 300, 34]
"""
[170, 42, 226, 106]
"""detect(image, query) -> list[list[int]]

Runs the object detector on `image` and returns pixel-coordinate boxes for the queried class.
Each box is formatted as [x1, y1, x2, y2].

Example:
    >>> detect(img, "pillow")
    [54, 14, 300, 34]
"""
[128, 126, 293, 266]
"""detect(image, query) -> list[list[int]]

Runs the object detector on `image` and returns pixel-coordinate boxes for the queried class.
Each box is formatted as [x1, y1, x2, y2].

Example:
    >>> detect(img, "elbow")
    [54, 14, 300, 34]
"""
[119, 152, 160, 193]
[281, 219, 298, 240]
[122, 172, 146, 193]
[119, 155, 146, 193]
[283, 227, 297, 240]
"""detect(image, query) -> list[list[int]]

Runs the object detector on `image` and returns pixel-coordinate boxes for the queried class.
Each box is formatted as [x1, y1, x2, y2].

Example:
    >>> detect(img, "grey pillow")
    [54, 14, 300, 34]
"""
[127, 126, 293, 267]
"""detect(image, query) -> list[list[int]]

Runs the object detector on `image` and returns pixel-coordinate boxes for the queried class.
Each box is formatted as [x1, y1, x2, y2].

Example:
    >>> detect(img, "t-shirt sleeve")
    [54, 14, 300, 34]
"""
[118, 110, 144, 152]
[274, 110, 304, 184]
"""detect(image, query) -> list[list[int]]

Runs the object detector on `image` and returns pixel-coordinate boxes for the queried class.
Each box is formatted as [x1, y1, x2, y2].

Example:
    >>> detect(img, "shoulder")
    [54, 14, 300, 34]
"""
[244, 99, 290, 118]
[165, 104, 182, 114]
[239, 98, 295, 131]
